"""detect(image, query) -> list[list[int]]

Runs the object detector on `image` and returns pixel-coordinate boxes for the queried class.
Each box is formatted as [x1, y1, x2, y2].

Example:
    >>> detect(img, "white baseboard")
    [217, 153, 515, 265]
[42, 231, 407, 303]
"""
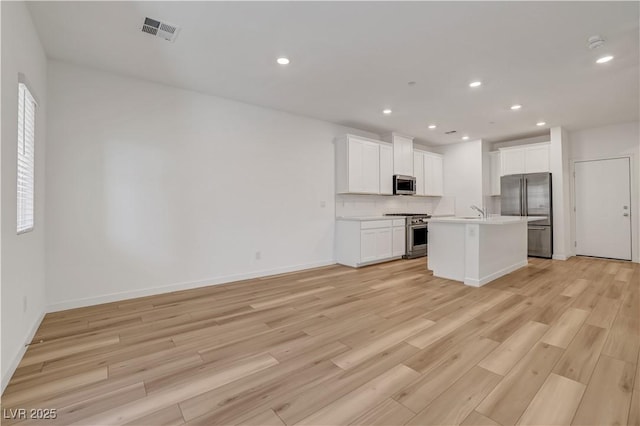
[47, 260, 336, 313]
[464, 260, 529, 287]
[1, 309, 46, 394]
[552, 254, 569, 260]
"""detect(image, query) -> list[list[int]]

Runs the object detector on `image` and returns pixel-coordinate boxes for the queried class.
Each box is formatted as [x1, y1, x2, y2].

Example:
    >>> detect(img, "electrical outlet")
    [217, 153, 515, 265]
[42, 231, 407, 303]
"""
[23, 296, 27, 313]
[255, 251, 261, 260]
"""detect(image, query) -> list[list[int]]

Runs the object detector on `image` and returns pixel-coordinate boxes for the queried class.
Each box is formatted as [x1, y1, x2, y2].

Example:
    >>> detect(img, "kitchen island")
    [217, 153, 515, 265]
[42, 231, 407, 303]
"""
[428, 216, 545, 287]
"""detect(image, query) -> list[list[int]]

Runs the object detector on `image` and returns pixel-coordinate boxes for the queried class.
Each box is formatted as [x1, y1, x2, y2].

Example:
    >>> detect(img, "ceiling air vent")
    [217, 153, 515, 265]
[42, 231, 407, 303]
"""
[444, 130, 457, 135]
[141, 17, 180, 42]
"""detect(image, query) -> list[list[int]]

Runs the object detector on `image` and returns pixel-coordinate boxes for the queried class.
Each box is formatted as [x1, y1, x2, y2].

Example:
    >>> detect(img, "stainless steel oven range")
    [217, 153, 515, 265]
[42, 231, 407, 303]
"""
[384, 213, 431, 258]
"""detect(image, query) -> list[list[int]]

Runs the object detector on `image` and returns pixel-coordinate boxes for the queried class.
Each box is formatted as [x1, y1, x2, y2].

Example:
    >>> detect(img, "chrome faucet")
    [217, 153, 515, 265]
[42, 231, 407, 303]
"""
[470, 205, 486, 219]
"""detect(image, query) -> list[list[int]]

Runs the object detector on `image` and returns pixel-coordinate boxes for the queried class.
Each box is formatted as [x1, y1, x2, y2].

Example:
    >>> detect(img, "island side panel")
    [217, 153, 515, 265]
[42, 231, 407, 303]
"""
[428, 222, 466, 282]
[464, 224, 481, 286]
[476, 221, 528, 285]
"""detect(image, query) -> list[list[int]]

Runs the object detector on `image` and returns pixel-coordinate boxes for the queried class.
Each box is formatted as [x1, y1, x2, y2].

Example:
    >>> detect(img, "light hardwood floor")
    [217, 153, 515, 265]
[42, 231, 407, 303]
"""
[2, 256, 638, 425]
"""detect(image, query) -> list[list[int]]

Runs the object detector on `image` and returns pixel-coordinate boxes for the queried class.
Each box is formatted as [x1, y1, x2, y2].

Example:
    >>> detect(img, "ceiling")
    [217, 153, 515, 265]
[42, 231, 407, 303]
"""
[27, 1, 639, 145]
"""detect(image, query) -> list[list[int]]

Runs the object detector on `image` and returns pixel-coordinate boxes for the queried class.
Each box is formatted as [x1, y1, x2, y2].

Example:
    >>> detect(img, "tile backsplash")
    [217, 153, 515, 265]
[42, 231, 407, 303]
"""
[335, 194, 456, 217]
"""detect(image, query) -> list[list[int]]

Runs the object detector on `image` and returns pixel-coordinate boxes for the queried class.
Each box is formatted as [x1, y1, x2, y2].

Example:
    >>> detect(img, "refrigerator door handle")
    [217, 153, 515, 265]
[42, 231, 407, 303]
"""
[520, 177, 524, 216]
[524, 177, 528, 216]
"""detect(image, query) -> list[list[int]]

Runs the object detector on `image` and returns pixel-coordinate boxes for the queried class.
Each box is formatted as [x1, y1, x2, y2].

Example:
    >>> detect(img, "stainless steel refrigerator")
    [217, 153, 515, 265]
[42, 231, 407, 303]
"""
[501, 172, 553, 258]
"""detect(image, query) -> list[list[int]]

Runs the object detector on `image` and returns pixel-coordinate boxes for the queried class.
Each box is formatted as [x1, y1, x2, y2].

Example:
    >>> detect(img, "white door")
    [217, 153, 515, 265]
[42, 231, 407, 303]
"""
[575, 158, 632, 260]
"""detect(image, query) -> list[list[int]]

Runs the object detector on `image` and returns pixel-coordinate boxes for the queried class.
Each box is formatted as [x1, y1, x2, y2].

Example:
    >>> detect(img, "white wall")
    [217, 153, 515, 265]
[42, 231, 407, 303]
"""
[45, 61, 379, 311]
[549, 126, 572, 260]
[569, 121, 640, 262]
[440, 140, 484, 217]
[1, 1, 48, 392]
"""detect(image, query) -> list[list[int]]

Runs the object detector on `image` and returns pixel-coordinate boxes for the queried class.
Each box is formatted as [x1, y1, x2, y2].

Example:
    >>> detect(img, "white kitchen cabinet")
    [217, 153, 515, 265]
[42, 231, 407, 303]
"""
[359, 229, 378, 263]
[427, 153, 444, 196]
[336, 218, 405, 267]
[524, 144, 550, 173]
[384, 133, 414, 176]
[379, 143, 394, 195]
[500, 142, 550, 176]
[375, 228, 393, 259]
[489, 151, 501, 195]
[501, 147, 526, 176]
[361, 141, 380, 193]
[336, 135, 383, 194]
[413, 152, 425, 196]
[392, 225, 406, 257]
[414, 150, 444, 196]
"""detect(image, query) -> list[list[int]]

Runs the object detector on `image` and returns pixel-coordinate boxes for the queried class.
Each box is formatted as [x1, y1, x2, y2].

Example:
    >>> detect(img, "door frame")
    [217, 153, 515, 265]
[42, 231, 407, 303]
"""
[570, 154, 635, 261]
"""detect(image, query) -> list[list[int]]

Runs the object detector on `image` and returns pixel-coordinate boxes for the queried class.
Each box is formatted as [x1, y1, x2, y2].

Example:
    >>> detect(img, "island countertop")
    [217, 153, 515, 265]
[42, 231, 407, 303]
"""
[428, 215, 546, 225]
[335, 216, 406, 221]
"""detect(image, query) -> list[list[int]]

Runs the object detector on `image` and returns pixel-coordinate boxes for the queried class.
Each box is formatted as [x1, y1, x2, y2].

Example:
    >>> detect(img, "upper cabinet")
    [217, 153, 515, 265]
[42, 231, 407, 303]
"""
[336, 134, 392, 195]
[524, 144, 550, 173]
[383, 133, 414, 176]
[413, 152, 425, 196]
[413, 150, 444, 196]
[500, 142, 550, 176]
[379, 144, 393, 195]
[427, 153, 444, 196]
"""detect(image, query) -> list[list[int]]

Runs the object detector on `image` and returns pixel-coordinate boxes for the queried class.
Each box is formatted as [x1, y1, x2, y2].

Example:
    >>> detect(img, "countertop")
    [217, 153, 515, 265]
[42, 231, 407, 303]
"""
[428, 215, 546, 225]
[335, 216, 406, 221]
[335, 214, 453, 221]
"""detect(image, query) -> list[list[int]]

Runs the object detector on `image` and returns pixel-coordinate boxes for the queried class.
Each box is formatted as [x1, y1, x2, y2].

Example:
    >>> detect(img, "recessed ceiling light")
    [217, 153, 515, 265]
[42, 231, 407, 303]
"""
[276, 57, 290, 65]
[462, 136, 470, 140]
[469, 81, 482, 88]
[596, 55, 613, 64]
[536, 121, 546, 126]
[382, 109, 392, 115]
[510, 104, 522, 110]
[428, 124, 437, 129]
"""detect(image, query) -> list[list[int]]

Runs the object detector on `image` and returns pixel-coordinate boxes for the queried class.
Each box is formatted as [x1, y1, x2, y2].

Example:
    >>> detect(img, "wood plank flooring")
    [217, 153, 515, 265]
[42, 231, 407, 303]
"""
[2, 256, 638, 425]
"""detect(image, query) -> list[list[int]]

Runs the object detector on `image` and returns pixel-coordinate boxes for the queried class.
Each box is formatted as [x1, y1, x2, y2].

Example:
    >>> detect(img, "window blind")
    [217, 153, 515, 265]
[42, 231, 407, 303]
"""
[17, 82, 36, 234]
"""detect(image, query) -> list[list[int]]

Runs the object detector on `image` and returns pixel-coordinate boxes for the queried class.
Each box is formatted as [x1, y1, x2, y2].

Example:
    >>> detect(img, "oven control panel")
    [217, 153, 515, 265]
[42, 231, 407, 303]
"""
[410, 217, 429, 225]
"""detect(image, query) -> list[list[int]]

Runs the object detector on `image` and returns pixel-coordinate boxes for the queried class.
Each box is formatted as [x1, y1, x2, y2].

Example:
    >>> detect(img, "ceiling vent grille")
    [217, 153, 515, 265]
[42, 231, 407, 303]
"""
[141, 17, 180, 42]
[444, 130, 457, 135]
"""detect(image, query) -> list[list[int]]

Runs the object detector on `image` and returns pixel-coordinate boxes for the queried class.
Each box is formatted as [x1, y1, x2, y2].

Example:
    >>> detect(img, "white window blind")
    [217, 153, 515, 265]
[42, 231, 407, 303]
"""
[17, 82, 36, 234]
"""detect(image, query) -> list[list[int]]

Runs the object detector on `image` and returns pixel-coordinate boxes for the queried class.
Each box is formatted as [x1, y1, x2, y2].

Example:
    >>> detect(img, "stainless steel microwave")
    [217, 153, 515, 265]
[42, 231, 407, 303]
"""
[393, 175, 416, 195]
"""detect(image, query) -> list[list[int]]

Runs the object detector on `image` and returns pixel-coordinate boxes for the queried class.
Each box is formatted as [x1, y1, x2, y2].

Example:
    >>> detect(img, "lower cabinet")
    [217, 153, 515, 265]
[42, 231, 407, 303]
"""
[336, 219, 406, 267]
[392, 226, 406, 257]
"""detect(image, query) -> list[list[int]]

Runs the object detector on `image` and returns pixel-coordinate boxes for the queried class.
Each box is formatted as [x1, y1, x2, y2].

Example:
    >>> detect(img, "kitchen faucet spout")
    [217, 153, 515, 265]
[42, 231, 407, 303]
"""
[470, 205, 486, 218]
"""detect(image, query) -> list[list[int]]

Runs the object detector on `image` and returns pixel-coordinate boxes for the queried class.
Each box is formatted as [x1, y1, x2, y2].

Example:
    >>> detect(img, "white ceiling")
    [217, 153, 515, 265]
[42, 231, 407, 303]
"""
[28, 1, 639, 145]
